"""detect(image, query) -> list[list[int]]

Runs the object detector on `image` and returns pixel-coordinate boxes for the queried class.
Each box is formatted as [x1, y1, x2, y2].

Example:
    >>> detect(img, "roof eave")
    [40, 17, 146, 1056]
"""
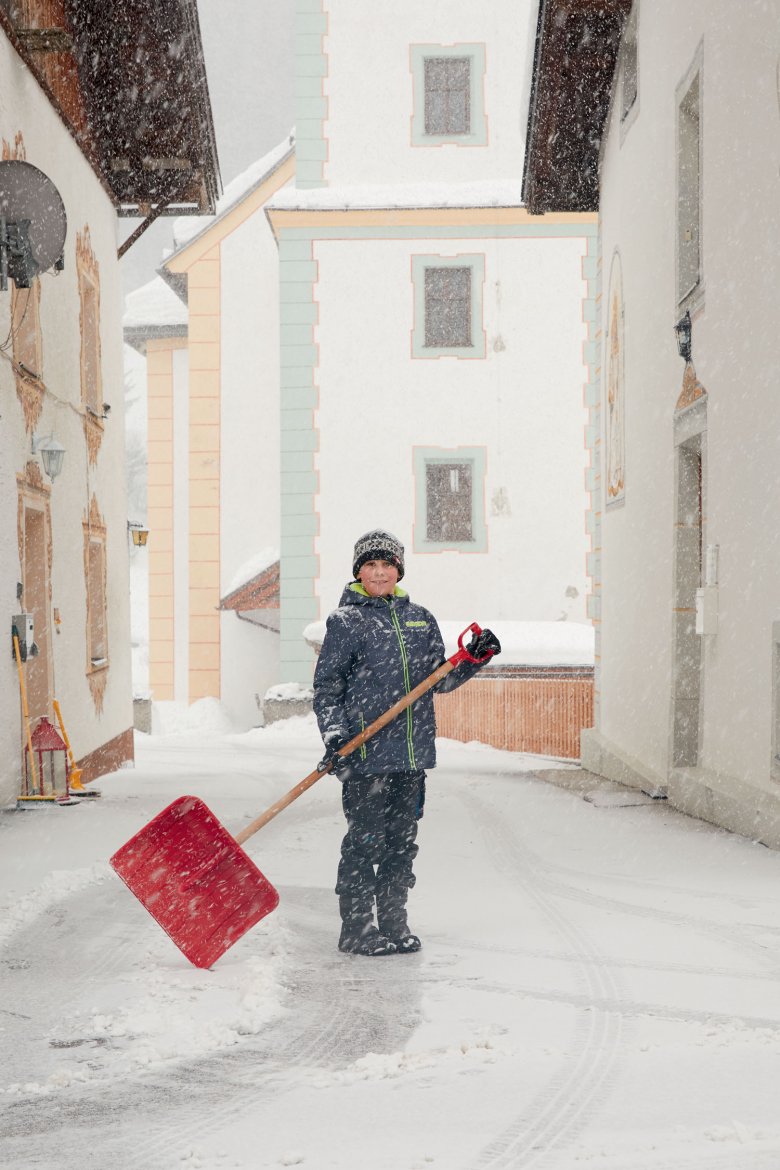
[521, 0, 631, 215]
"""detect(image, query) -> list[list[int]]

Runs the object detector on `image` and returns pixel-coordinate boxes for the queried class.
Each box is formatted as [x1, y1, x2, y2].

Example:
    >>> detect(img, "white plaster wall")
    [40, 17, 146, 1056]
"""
[313, 234, 590, 624]
[596, 0, 780, 789]
[219, 198, 283, 725]
[220, 615, 279, 730]
[322, 0, 535, 186]
[0, 280, 18, 804]
[0, 35, 133, 804]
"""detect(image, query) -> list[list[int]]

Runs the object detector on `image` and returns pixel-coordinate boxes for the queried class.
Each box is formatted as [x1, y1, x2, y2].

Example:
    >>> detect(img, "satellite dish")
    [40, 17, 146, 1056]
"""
[0, 160, 67, 290]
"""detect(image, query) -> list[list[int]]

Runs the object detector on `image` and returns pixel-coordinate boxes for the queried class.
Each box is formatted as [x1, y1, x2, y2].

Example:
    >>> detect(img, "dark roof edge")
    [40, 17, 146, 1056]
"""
[0, 7, 117, 207]
[521, 0, 547, 209]
[181, 0, 221, 211]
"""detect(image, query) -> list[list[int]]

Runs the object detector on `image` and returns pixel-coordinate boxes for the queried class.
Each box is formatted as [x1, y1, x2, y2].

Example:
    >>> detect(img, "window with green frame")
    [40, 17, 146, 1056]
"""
[411, 254, 486, 359]
[413, 447, 487, 553]
[410, 43, 487, 147]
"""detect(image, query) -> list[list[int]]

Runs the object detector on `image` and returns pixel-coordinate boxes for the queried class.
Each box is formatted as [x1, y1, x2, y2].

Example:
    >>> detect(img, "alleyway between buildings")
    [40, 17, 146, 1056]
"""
[2, 714, 779, 1170]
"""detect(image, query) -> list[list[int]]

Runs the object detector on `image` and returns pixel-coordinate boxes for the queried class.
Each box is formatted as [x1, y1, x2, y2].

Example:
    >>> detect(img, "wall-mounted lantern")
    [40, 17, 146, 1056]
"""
[31, 432, 66, 480]
[674, 311, 692, 363]
[127, 521, 149, 547]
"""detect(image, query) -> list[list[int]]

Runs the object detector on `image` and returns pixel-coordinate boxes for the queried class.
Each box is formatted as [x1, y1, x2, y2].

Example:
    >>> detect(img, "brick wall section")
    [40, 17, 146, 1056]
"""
[434, 670, 594, 760]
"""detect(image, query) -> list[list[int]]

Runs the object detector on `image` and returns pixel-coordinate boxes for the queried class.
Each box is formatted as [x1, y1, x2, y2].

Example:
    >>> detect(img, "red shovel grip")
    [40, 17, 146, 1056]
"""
[450, 621, 493, 665]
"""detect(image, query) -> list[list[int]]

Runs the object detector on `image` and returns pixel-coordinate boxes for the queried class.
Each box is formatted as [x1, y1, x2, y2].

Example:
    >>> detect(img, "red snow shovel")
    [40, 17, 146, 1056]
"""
[110, 622, 491, 968]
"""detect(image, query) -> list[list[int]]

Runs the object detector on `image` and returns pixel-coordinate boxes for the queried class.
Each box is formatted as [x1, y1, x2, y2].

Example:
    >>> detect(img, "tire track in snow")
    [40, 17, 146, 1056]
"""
[460, 788, 626, 1170]
[443, 935, 780, 984]
[3, 887, 422, 1170]
[460, 786, 780, 1170]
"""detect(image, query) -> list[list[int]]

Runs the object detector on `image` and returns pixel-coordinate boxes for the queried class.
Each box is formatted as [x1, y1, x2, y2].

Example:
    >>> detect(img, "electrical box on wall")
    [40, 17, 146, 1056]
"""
[695, 587, 718, 637]
[12, 613, 35, 661]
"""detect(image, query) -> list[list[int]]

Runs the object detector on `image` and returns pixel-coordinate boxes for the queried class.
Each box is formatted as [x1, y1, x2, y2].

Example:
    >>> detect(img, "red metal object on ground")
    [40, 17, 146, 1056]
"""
[110, 795, 279, 969]
[25, 716, 70, 800]
[110, 622, 492, 968]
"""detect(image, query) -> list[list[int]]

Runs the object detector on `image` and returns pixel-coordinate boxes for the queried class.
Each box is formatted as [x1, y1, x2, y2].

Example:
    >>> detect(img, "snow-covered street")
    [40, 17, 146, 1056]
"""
[2, 716, 780, 1170]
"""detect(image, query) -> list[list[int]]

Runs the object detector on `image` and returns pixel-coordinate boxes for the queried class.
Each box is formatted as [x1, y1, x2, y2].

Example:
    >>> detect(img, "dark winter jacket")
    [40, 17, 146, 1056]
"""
[313, 583, 482, 775]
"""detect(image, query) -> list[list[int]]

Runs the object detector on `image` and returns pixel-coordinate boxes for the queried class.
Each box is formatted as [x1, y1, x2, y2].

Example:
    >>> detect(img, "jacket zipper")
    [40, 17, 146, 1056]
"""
[388, 602, 416, 768]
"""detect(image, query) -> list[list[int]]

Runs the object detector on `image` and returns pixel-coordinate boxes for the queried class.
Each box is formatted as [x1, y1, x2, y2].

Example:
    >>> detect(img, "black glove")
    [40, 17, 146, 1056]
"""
[467, 628, 501, 661]
[317, 736, 353, 777]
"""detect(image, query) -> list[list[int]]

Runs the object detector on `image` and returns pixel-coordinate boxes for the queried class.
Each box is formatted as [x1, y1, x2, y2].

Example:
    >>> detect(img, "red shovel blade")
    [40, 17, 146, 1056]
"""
[110, 796, 279, 969]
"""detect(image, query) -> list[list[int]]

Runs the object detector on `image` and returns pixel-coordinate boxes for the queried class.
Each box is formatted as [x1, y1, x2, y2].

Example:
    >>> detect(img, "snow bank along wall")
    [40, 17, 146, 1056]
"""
[580, 1, 780, 845]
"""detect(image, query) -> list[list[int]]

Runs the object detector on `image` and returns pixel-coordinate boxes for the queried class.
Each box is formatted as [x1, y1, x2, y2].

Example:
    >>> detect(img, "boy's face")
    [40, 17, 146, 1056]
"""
[358, 559, 399, 597]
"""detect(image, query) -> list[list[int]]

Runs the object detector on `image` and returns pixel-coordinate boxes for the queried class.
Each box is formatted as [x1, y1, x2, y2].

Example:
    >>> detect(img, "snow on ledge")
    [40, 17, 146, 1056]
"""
[173, 131, 295, 249]
[303, 619, 594, 667]
[268, 178, 525, 213]
[123, 275, 188, 328]
[225, 547, 279, 595]
[265, 682, 314, 703]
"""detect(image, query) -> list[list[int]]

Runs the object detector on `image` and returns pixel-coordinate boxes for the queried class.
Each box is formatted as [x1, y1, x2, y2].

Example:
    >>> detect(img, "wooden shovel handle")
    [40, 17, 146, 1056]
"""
[233, 655, 459, 846]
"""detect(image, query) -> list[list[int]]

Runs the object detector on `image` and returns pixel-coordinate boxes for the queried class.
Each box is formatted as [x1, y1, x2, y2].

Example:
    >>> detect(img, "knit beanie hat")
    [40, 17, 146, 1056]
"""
[352, 529, 405, 581]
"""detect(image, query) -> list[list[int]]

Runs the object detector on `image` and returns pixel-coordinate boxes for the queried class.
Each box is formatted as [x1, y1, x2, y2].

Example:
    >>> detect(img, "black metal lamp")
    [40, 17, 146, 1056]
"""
[674, 311, 692, 363]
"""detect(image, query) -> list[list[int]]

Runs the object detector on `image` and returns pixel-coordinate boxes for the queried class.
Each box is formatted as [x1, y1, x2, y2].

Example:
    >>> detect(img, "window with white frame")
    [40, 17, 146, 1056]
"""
[677, 68, 701, 304]
[411, 254, 486, 359]
[413, 447, 487, 552]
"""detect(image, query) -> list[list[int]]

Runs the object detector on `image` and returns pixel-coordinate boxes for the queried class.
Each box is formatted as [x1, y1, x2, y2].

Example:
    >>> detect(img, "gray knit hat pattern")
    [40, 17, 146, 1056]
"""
[352, 529, 405, 581]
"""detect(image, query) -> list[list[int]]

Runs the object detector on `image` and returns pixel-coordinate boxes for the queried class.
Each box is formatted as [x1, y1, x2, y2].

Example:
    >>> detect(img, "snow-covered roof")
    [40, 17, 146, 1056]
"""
[303, 619, 594, 667]
[171, 132, 295, 252]
[225, 548, 279, 597]
[267, 178, 525, 213]
[123, 275, 188, 330]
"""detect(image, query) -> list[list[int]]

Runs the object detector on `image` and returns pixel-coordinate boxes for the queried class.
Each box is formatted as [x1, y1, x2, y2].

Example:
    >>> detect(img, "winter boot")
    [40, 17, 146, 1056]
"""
[337, 896, 396, 956]
[376, 883, 421, 954]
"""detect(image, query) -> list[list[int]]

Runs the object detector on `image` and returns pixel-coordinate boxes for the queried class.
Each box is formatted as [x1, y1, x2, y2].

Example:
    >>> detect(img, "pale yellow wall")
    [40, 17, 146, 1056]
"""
[187, 245, 221, 701]
[159, 152, 294, 709]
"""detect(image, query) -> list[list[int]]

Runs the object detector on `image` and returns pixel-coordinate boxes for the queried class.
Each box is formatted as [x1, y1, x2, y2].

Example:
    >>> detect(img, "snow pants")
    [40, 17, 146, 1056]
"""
[336, 770, 426, 938]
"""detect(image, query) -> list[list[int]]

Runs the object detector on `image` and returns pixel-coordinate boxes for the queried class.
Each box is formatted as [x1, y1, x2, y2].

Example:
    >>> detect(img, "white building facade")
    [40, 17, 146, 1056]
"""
[587, 0, 780, 844]
[272, 0, 597, 682]
[0, 1, 218, 802]
[526, 0, 780, 844]
[0, 39, 133, 803]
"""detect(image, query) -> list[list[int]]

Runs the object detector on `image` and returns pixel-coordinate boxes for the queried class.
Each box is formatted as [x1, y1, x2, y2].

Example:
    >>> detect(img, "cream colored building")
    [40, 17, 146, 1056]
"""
[125, 142, 294, 728]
